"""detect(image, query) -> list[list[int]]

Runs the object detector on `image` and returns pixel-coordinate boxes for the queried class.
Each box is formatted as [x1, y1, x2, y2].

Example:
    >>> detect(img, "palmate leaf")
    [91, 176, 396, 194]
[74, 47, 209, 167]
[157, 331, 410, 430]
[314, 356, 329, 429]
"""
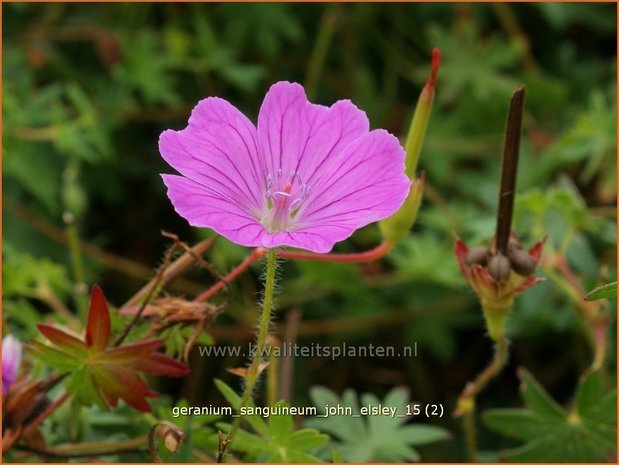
[214, 380, 328, 462]
[306, 387, 450, 462]
[483, 368, 617, 462]
[28, 285, 190, 412]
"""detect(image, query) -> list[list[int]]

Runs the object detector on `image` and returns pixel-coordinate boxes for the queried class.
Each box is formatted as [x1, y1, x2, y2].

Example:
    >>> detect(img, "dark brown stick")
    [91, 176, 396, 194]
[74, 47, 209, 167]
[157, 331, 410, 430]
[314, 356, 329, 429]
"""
[496, 86, 526, 255]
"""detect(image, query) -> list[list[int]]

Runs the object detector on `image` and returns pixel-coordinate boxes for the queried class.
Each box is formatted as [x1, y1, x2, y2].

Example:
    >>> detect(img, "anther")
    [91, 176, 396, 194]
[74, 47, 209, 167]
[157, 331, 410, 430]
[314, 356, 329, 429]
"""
[290, 198, 302, 210]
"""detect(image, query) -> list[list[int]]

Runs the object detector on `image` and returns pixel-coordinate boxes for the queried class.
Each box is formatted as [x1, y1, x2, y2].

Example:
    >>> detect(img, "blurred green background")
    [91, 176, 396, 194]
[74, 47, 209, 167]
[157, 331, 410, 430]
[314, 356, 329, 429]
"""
[3, 2, 617, 462]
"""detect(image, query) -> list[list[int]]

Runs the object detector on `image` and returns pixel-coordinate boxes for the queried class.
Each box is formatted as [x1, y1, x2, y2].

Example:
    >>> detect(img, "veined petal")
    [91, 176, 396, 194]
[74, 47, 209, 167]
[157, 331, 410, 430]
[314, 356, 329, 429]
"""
[292, 130, 410, 249]
[159, 97, 263, 214]
[257, 81, 369, 187]
[162, 174, 265, 248]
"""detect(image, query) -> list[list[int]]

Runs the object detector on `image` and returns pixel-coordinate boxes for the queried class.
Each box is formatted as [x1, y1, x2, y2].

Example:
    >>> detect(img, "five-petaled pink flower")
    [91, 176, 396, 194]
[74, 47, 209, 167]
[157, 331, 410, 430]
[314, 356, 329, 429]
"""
[159, 82, 410, 253]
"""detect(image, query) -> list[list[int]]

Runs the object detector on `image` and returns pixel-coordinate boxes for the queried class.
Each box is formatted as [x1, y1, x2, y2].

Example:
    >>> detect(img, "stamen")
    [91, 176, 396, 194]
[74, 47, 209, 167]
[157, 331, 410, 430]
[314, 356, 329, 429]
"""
[262, 169, 312, 231]
[290, 198, 302, 210]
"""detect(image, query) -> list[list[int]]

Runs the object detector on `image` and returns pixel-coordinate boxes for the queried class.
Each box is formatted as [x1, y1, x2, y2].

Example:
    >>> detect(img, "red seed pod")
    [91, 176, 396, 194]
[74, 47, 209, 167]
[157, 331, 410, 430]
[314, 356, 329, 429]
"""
[509, 248, 536, 276]
[488, 254, 511, 282]
[465, 246, 490, 266]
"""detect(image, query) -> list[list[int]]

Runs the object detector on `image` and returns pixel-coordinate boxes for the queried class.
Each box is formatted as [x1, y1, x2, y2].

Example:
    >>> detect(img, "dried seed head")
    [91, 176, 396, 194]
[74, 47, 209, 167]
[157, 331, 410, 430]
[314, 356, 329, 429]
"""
[509, 248, 536, 276]
[507, 236, 523, 253]
[155, 421, 185, 453]
[488, 254, 511, 282]
[465, 246, 490, 266]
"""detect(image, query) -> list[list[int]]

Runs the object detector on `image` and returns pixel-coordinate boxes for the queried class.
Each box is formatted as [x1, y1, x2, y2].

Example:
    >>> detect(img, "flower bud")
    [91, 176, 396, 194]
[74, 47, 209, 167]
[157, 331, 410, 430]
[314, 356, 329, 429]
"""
[379, 174, 424, 244]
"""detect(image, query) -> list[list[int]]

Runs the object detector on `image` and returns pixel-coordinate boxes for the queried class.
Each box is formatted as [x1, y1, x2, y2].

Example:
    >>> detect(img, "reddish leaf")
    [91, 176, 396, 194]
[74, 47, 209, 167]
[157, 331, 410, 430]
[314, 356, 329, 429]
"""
[91, 365, 157, 412]
[99, 340, 162, 362]
[31, 285, 190, 413]
[86, 284, 111, 351]
[36, 324, 88, 358]
[134, 352, 191, 377]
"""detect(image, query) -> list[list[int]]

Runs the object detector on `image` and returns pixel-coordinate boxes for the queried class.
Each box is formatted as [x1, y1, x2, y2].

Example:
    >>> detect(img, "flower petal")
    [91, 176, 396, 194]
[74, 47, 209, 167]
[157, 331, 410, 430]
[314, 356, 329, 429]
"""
[162, 174, 265, 247]
[159, 97, 263, 215]
[286, 130, 410, 252]
[2, 336, 21, 381]
[257, 82, 369, 187]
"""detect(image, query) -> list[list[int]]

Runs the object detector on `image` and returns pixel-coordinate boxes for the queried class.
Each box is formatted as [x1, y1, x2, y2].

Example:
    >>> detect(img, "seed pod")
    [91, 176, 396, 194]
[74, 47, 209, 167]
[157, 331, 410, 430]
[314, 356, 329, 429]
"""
[507, 236, 522, 253]
[509, 248, 536, 276]
[488, 254, 511, 282]
[465, 246, 489, 266]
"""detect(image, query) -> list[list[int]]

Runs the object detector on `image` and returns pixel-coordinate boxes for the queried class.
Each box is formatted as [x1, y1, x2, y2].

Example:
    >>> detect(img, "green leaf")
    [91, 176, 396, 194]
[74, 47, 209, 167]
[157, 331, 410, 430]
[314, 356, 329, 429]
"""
[268, 400, 294, 442]
[483, 369, 617, 462]
[307, 387, 449, 462]
[216, 399, 327, 462]
[214, 379, 268, 435]
[30, 286, 189, 412]
[482, 409, 563, 440]
[585, 281, 617, 301]
[289, 429, 330, 452]
[518, 368, 566, 419]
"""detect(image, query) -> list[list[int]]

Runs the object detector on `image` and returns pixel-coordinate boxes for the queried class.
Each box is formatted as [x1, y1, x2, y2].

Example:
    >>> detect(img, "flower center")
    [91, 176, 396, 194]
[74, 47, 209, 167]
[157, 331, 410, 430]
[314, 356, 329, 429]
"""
[261, 170, 310, 232]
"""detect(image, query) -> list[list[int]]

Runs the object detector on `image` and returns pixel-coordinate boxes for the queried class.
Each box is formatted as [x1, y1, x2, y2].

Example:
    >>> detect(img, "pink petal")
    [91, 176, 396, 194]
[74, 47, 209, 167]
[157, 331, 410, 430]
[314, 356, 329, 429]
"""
[288, 130, 410, 251]
[162, 174, 265, 248]
[257, 81, 369, 188]
[159, 97, 264, 215]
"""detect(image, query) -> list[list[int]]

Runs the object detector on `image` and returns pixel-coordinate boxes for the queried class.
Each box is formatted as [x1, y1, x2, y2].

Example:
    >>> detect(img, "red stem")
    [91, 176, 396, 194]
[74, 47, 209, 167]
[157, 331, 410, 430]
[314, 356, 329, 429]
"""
[194, 248, 265, 302]
[278, 240, 393, 262]
[194, 240, 393, 303]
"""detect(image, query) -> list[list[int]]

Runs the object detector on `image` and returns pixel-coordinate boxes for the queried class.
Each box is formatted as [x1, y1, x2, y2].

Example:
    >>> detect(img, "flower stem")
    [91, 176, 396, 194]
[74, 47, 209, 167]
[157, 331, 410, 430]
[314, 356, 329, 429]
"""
[195, 241, 393, 303]
[278, 240, 393, 262]
[227, 248, 278, 441]
[455, 335, 510, 461]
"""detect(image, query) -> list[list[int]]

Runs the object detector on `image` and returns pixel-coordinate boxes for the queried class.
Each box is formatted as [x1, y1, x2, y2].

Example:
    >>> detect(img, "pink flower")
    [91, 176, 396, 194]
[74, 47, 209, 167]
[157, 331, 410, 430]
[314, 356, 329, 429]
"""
[159, 82, 410, 253]
[2, 335, 22, 393]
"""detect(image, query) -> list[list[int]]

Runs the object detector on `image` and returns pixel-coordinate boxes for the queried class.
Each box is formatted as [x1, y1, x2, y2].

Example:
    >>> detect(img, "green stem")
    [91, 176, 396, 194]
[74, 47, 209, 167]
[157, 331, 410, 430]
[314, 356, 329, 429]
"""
[304, 6, 339, 100]
[462, 408, 477, 462]
[227, 249, 278, 440]
[64, 213, 87, 315]
[456, 335, 510, 462]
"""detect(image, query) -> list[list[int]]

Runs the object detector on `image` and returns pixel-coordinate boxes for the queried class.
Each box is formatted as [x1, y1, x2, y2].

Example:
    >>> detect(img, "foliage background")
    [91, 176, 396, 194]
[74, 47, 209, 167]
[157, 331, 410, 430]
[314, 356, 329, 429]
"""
[3, 2, 617, 462]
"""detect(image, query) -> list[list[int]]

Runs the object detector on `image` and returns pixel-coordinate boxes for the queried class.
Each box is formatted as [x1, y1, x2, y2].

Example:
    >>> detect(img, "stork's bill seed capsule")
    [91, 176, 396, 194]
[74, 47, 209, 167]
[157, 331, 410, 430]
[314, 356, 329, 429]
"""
[465, 246, 489, 266]
[488, 254, 511, 282]
[509, 248, 536, 276]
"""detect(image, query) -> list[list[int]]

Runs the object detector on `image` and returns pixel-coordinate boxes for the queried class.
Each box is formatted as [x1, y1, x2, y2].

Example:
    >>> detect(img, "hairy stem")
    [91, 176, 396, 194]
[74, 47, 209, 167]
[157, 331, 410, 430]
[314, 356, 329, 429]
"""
[227, 249, 278, 442]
